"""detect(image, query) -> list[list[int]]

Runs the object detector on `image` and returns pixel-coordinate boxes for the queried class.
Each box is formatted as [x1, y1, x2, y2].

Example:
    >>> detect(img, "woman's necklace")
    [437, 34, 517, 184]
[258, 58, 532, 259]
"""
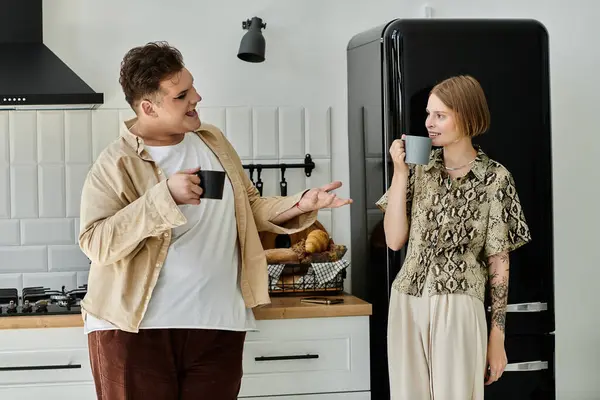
[444, 157, 476, 171]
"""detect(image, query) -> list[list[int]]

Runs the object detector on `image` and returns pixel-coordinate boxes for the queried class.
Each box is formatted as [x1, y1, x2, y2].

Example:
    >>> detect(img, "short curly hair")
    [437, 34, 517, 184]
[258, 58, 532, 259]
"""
[119, 41, 185, 109]
[430, 75, 491, 137]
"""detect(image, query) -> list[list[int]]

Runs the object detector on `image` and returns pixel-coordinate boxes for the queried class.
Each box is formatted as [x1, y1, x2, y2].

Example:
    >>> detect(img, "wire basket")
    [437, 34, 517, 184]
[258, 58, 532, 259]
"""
[267, 261, 348, 296]
[261, 220, 348, 296]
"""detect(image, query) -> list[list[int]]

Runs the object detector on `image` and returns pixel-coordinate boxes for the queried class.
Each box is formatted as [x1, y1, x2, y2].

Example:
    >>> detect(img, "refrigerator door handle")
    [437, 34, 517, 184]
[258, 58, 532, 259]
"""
[504, 361, 548, 372]
[487, 302, 548, 312]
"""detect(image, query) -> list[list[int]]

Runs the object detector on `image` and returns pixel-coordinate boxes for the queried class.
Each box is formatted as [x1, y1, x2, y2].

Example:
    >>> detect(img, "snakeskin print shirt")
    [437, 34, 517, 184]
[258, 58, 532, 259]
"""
[376, 146, 532, 302]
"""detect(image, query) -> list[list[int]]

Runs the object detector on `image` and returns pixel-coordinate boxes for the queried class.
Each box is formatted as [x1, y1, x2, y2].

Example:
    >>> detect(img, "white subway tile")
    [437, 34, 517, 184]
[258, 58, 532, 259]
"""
[92, 110, 119, 160]
[0, 246, 47, 273]
[0, 166, 9, 218]
[38, 165, 66, 218]
[0, 112, 8, 164]
[77, 271, 89, 287]
[10, 166, 38, 218]
[48, 245, 90, 272]
[9, 111, 37, 164]
[37, 111, 65, 163]
[21, 219, 73, 245]
[225, 107, 252, 159]
[305, 159, 331, 191]
[73, 218, 80, 243]
[22, 272, 77, 292]
[0, 273, 22, 292]
[65, 111, 92, 163]
[253, 107, 278, 160]
[278, 107, 305, 159]
[199, 107, 226, 131]
[0, 220, 19, 246]
[305, 107, 331, 158]
[66, 164, 90, 217]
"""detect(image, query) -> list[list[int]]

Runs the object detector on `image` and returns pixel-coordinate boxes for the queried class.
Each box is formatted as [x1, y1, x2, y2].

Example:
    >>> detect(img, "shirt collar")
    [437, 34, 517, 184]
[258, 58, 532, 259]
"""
[120, 117, 144, 155]
[423, 145, 489, 181]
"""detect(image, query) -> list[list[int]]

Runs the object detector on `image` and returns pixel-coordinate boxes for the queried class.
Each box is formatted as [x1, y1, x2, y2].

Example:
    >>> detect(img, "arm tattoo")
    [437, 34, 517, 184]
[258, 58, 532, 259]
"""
[487, 252, 510, 333]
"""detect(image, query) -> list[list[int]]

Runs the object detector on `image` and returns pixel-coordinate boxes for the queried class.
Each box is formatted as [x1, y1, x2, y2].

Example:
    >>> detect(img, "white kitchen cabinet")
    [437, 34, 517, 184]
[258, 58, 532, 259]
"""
[0, 315, 370, 399]
[0, 383, 96, 399]
[242, 392, 371, 399]
[239, 316, 370, 398]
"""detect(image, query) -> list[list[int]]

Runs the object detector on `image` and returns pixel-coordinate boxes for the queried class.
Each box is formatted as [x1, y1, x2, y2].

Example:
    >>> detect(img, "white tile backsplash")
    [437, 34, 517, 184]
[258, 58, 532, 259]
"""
[253, 107, 279, 160]
[9, 111, 37, 164]
[21, 219, 74, 245]
[0, 112, 9, 164]
[22, 272, 77, 292]
[0, 106, 333, 292]
[0, 246, 47, 273]
[39, 165, 66, 217]
[226, 107, 253, 159]
[199, 107, 226, 132]
[305, 107, 331, 158]
[92, 110, 119, 160]
[0, 166, 9, 218]
[0, 273, 23, 293]
[38, 111, 65, 163]
[10, 166, 38, 218]
[65, 111, 92, 163]
[48, 245, 90, 272]
[0, 220, 20, 246]
[66, 164, 91, 218]
[279, 107, 305, 159]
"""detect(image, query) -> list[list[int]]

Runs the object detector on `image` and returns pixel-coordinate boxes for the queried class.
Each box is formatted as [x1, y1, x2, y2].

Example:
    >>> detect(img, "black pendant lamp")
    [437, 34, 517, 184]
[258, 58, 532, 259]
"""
[237, 17, 267, 63]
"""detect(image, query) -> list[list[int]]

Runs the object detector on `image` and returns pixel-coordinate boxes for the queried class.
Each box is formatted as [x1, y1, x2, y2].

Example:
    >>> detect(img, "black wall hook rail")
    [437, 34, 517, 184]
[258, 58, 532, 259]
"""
[242, 154, 315, 177]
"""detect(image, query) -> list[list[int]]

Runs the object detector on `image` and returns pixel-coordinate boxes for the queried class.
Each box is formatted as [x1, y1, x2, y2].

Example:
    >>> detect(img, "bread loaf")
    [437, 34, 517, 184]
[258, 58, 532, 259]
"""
[265, 248, 299, 264]
[305, 229, 329, 253]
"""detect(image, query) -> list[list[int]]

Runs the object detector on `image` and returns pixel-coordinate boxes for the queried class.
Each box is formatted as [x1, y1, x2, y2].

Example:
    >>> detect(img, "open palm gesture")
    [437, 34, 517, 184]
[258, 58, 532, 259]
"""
[297, 181, 352, 212]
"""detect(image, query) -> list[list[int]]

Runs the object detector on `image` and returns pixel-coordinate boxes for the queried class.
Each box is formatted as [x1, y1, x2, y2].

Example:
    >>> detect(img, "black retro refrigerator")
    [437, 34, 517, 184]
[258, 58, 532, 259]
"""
[347, 19, 555, 399]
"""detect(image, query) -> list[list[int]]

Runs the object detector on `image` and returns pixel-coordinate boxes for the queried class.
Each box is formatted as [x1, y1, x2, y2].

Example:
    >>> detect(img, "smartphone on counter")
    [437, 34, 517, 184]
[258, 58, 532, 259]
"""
[300, 297, 344, 305]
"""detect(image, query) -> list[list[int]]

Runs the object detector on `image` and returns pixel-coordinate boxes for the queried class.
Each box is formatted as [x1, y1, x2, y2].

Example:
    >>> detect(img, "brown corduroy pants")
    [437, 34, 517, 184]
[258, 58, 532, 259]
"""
[87, 328, 246, 400]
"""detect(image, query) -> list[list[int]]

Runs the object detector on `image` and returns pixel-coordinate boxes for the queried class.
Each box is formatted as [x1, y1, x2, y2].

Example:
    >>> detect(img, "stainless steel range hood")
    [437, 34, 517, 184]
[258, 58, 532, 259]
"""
[0, 0, 104, 110]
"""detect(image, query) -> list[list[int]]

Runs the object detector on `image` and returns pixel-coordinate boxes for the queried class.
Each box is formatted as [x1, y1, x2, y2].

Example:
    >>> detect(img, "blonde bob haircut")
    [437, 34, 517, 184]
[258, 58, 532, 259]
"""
[430, 75, 491, 137]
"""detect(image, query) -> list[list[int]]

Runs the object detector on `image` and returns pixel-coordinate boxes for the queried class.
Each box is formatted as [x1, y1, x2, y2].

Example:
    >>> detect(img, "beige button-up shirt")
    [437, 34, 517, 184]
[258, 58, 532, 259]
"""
[78, 119, 317, 333]
[376, 147, 532, 302]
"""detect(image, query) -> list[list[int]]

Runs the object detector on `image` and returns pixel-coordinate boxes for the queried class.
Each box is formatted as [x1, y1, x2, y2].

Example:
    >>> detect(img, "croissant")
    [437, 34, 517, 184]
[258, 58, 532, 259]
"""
[305, 229, 330, 253]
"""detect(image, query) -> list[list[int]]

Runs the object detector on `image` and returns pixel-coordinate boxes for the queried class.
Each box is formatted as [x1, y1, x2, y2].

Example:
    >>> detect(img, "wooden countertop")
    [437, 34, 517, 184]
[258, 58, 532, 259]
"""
[0, 294, 372, 330]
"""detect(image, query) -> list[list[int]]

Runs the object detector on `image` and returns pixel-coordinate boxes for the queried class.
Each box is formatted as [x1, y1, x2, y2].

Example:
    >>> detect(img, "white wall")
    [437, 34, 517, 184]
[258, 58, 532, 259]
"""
[33, 0, 600, 398]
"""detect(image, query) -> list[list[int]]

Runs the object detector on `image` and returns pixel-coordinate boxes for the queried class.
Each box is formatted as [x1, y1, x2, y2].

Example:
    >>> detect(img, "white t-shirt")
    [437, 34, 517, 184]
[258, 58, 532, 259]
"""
[84, 133, 256, 333]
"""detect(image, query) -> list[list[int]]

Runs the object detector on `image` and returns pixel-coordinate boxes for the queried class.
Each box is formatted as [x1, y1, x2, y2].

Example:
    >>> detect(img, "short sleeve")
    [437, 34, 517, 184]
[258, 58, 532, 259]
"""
[375, 166, 416, 222]
[484, 170, 532, 258]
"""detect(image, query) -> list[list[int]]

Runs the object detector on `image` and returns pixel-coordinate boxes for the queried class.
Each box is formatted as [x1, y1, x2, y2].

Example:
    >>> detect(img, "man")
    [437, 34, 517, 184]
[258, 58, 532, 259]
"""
[78, 41, 351, 400]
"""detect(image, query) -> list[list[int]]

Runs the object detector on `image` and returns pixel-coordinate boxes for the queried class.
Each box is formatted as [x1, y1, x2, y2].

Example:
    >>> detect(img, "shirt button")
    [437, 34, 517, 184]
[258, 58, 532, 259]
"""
[163, 232, 169, 237]
[158, 170, 162, 175]
[156, 263, 161, 268]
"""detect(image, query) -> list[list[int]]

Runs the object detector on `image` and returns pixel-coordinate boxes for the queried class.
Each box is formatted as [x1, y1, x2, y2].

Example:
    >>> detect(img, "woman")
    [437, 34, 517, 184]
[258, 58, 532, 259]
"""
[376, 75, 532, 399]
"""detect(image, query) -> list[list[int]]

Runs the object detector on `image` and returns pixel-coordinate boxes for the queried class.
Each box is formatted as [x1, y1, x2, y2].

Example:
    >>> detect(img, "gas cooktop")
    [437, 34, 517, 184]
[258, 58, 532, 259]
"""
[0, 285, 86, 317]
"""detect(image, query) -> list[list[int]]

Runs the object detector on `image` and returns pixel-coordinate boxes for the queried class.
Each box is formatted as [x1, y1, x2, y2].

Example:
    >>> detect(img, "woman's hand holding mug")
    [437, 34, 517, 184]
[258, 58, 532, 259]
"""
[390, 134, 409, 176]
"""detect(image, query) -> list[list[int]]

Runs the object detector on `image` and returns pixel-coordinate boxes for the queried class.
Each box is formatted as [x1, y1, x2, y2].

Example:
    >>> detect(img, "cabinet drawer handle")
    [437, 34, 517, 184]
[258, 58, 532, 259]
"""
[255, 354, 319, 362]
[504, 361, 548, 372]
[0, 364, 82, 372]
[487, 302, 548, 313]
